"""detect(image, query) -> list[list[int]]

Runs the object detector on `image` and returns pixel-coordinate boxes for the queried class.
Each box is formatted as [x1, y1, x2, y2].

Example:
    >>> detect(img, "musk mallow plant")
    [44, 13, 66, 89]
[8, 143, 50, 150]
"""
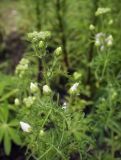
[14, 31, 93, 159]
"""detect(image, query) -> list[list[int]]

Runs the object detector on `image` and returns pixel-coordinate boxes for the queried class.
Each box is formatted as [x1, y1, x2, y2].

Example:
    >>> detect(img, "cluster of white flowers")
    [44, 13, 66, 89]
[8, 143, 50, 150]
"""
[95, 7, 111, 16]
[15, 58, 29, 78]
[23, 96, 36, 107]
[69, 82, 79, 94]
[95, 32, 113, 50]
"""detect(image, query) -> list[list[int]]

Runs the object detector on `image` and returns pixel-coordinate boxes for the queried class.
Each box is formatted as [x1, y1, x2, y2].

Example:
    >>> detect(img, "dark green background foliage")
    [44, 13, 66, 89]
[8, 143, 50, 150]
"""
[0, 0, 121, 159]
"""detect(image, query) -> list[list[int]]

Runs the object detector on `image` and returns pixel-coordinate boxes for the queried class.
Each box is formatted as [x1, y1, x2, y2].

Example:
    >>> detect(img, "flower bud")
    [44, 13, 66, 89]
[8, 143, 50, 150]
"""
[108, 19, 113, 25]
[62, 102, 67, 110]
[20, 121, 31, 132]
[39, 130, 44, 136]
[30, 82, 38, 93]
[14, 98, 20, 106]
[106, 35, 113, 47]
[55, 47, 62, 56]
[95, 40, 100, 46]
[43, 85, 52, 95]
[38, 41, 45, 49]
[69, 83, 79, 94]
[73, 72, 82, 80]
[89, 24, 95, 31]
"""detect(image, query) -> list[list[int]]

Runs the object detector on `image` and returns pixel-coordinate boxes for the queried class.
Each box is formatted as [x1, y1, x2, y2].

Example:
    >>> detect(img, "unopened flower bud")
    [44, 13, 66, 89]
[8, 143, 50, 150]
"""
[69, 83, 79, 94]
[39, 130, 44, 136]
[89, 24, 95, 31]
[95, 40, 100, 46]
[43, 85, 51, 95]
[20, 121, 31, 132]
[73, 72, 82, 80]
[55, 47, 62, 56]
[30, 82, 38, 93]
[14, 98, 20, 106]
[108, 19, 113, 25]
[38, 41, 45, 49]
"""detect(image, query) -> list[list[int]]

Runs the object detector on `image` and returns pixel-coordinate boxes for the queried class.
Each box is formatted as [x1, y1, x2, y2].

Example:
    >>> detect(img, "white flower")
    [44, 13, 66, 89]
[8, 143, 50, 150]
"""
[30, 82, 38, 93]
[62, 102, 67, 110]
[69, 82, 79, 94]
[100, 45, 105, 51]
[20, 121, 31, 132]
[95, 32, 105, 40]
[14, 98, 20, 106]
[43, 85, 51, 95]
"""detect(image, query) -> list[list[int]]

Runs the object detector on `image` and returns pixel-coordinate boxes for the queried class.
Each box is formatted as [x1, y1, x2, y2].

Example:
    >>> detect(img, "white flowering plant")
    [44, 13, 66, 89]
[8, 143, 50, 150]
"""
[14, 20, 121, 159]
[15, 31, 93, 159]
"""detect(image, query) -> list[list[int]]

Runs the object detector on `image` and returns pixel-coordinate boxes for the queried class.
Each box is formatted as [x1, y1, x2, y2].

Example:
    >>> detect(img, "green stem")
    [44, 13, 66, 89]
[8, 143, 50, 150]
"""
[101, 49, 110, 80]
[38, 146, 52, 160]
[111, 131, 114, 158]
[41, 108, 52, 128]
[42, 55, 49, 85]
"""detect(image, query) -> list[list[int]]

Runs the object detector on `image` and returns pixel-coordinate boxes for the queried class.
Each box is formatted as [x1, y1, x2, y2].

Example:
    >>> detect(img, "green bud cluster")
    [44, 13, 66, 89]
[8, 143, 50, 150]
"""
[23, 96, 36, 108]
[27, 31, 51, 58]
[27, 31, 51, 43]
